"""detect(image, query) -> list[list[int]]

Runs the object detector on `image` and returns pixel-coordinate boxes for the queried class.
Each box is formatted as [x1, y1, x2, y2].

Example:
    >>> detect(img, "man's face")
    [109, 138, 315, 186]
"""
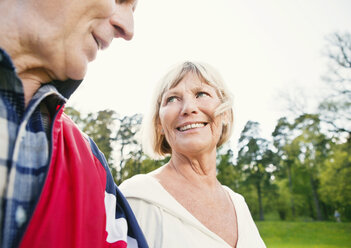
[24, 0, 137, 81]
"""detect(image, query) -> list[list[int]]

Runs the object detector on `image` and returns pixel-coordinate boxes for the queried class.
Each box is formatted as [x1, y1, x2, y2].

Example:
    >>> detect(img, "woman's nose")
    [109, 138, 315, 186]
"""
[180, 97, 198, 116]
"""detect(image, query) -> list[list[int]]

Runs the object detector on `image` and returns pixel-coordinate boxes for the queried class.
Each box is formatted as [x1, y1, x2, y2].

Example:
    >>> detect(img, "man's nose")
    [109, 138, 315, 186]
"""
[110, 5, 134, 40]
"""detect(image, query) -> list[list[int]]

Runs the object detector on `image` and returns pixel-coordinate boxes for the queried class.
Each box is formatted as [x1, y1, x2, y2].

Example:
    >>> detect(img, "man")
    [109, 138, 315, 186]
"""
[0, 0, 148, 247]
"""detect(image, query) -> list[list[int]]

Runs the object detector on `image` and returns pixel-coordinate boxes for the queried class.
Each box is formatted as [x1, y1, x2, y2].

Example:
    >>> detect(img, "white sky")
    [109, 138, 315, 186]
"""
[68, 0, 351, 150]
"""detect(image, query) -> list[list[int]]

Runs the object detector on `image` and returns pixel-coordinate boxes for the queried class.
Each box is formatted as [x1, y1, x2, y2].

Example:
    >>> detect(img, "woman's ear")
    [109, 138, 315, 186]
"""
[223, 109, 234, 126]
[222, 110, 230, 126]
[157, 122, 164, 135]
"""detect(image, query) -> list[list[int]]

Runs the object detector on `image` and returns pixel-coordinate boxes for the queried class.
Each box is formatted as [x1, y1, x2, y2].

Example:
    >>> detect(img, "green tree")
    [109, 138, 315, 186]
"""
[216, 147, 241, 192]
[115, 114, 143, 184]
[237, 121, 275, 220]
[317, 33, 351, 220]
[272, 117, 299, 219]
[319, 138, 351, 220]
[83, 110, 117, 165]
[291, 114, 330, 220]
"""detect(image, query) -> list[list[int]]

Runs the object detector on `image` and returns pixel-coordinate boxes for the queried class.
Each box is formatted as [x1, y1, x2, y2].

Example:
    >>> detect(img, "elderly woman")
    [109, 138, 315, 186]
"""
[119, 61, 266, 248]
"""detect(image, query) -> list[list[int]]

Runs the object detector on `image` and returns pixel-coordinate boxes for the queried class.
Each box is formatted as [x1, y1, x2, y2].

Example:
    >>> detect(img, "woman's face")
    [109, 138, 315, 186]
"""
[159, 72, 224, 155]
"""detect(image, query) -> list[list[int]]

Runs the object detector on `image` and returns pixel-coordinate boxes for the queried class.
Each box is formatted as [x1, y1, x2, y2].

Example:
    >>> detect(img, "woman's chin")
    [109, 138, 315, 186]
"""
[176, 141, 212, 155]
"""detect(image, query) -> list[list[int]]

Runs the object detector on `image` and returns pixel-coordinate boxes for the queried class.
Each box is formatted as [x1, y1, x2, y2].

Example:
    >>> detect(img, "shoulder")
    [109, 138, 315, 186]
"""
[119, 173, 162, 209]
[119, 173, 175, 215]
[120, 174, 151, 188]
[61, 113, 109, 169]
[59, 112, 114, 192]
[120, 175, 165, 247]
[118, 174, 163, 202]
[119, 174, 158, 197]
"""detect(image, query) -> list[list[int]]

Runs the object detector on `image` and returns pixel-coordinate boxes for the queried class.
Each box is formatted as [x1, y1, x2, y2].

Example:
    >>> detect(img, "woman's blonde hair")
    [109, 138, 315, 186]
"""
[142, 61, 234, 159]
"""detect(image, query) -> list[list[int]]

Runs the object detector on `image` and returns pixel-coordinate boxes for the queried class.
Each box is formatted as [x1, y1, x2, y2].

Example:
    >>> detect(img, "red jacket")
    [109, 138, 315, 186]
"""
[19, 107, 148, 248]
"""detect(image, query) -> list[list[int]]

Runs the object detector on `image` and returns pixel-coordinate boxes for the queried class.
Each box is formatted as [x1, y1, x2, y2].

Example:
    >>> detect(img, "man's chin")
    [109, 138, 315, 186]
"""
[65, 62, 88, 81]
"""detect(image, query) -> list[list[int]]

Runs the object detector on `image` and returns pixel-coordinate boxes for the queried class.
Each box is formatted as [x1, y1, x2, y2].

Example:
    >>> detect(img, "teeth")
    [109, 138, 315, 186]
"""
[179, 123, 205, 131]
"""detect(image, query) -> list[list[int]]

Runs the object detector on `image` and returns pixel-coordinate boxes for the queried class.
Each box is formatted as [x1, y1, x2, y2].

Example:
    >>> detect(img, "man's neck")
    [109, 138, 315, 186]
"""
[0, 1, 53, 107]
[18, 68, 53, 107]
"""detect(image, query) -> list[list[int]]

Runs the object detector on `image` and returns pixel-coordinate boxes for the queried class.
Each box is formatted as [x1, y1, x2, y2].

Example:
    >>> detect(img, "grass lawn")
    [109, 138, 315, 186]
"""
[256, 221, 351, 248]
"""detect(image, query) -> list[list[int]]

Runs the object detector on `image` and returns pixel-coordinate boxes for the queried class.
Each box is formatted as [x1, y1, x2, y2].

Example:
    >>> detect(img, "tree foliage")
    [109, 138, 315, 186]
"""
[115, 114, 143, 184]
[320, 32, 351, 135]
[237, 121, 276, 220]
[217, 148, 241, 192]
[319, 139, 351, 220]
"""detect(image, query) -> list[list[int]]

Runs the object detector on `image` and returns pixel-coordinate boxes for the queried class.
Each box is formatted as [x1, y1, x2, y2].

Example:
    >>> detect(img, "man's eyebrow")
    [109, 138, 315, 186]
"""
[118, 0, 138, 11]
[118, 0, 137, 5]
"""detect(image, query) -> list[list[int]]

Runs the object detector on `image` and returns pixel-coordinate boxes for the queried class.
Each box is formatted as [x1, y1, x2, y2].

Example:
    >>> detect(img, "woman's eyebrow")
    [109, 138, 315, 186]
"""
[164, 88, 180, 96]
[192, 86, 204, 92]
[192, 85, 214, 93]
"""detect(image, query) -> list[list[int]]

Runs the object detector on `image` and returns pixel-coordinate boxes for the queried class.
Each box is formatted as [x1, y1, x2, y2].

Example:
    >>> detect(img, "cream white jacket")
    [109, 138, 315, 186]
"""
[120, 174, 266, 248]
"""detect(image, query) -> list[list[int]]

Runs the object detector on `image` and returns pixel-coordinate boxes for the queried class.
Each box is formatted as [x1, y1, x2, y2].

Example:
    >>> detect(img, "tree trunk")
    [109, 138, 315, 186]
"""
[287, 164, 296, 218]
[118, 144, 125, 185]
[257, 182, 264, 221]
[310, 174, 322, 220]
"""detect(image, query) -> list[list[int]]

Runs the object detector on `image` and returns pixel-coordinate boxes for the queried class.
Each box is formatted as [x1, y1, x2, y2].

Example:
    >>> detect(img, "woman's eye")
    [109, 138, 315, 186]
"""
[166, 96, 177, 103]
[196, 92, 209, 98]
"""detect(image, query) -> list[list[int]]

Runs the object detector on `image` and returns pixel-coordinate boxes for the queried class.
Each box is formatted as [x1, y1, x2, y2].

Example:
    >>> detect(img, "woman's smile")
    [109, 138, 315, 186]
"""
[176, 122, 208, 132]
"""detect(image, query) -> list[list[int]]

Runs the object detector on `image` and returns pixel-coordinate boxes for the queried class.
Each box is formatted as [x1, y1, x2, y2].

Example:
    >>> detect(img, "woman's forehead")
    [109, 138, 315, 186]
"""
[169, 73, 213, 90]
[163, 83, 214, 99]
[159, 70, 223, 102]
